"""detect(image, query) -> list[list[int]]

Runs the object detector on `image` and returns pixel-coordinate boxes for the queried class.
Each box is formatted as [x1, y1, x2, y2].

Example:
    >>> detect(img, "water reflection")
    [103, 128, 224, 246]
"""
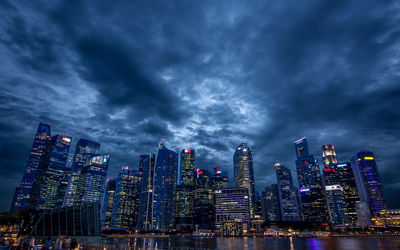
[92, 236, 400, 250]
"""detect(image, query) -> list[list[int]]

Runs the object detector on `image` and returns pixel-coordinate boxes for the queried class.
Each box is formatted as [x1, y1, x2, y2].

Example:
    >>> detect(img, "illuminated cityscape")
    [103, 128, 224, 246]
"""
[1, 1, 399, 248]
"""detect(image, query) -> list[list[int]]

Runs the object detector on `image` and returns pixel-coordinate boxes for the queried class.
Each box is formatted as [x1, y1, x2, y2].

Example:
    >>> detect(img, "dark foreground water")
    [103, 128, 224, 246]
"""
[79, 236, 400, 249]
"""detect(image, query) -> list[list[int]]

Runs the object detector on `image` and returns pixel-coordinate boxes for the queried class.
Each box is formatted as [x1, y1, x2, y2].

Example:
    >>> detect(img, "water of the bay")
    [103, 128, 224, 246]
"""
[79, 236, 400, 249]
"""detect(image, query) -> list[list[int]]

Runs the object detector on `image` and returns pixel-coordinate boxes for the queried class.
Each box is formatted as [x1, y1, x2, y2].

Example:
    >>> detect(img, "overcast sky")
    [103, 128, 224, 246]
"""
[0, 0, 399, 211]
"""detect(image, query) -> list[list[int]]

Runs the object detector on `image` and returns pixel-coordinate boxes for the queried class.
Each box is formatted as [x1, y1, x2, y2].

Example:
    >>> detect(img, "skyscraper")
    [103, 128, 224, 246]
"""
[176, 149, 195, 229]
[77, 154, 110, 204]
[323, 166, 346, 226]
[151, 142, 178, 231]
[101, 178, 116, 229]
[10, 123, 51, 211]
[112, 166, 140, 230]
[322, 144, 338, 168]
[352, 151, 386, 215]
[31, 134, 72, 209]
[336, 162, 360, 225]
[64, 139, 100, 207]
[260, 184, 281, 223]
[193, 169, 214, 230]
[294, 137, 329, 224]
[275, 162, 300, 222]
[137, 154, 155, 232]
[233, 143, 256, 217]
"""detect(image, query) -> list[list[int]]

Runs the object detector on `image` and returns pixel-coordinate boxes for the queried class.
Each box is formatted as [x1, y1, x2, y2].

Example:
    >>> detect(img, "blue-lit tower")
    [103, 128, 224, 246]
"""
[351, 151, 386, 215]
[64, 139, 100, 207]
[151, 142, 178, 231]
[31, 134, 72, 209]
[11, 123, 51, 211]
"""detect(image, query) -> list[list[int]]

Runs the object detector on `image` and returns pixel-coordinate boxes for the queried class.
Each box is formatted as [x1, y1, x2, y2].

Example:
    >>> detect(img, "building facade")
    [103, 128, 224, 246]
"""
[233, 143, 256, 217]
[77, 154, 110, 205]
[336, 162, 360, 225]
[11, 123, 51, 211]
[294, 137, 329, 224]
[31, 134, 72, 210]
[112, 166, 140, 230]
[64, 139, 100, 207]
[260, 184, 281, 223]
[101, 178, 116, 229]
[215, 188, 250, 230]
[351, 151, 386, 215]
[275, 162, 300, 222]
[151, 142, 178, 231]
[137, 154, 155, 232]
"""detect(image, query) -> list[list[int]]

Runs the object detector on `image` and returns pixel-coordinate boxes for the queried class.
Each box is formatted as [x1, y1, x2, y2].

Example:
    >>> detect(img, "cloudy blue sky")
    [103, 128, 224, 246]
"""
[0, 0, 399, 211]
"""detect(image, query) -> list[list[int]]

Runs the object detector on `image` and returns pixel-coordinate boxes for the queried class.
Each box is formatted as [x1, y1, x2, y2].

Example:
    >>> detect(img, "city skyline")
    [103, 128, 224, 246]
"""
[1, 0, 400, 213]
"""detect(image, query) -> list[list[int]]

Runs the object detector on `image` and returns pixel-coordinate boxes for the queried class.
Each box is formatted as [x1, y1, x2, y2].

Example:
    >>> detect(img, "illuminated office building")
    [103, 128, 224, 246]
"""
[322, 144, 338, 168]
[335, 162, 360, 225]
[176, 149, 195, 228]
[112, 166, 140, 230]
[31, 134, 72, 209]
[101, 178, 116, 229]
[352, 151, 386, 215]
[151, 142, 178, 231]
[64, 139, 100, 207]
[193, 169, 214, 230]
[233, 143, 256, 217]
[295, 137, 329, 224]
[10, 123, 51, 211]
[77, 154, 110, 204]
[214, 188, 250, 230]
[260, 184, 281, 223]
[275, 162, 300, 221]
[323, 166, 346, 226]
[137, 154, 155, 232]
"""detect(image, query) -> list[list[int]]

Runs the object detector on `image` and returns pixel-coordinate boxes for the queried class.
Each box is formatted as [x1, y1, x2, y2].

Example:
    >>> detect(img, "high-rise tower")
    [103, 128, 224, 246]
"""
[233, 143, 256, 217]
[351, 151, 386, 215]
[151, 142, 178, 231]
[11, 123, 51, 211]
[31, 134, 72, 209]
[294, 137, 329, 224]
[64, 139, 100, 207]
[137, 154, 155, 232]
[275, 162, 300, 222]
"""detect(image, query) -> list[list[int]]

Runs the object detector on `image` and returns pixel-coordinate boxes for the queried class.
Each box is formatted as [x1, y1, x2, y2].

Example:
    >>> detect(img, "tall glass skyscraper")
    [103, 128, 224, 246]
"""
[151, 142, 178, 231]
[193, 169, 214, 230]
[233, 143, 256, 217]
[323, 166, 347, 226]
[336, 162, 360, 225]
[176, 149, 195, 228]
[137, 154, 155, 232]
[261, 184, 281, 223]
[112, 166, 140, 230]
[64, 139, 100, 207]
[352, 151, 386, 215]
[11, 122, 51, 211]
[101, 178, 116, 229]
[294, 137, 329, 224]
[77, 154, 110, 204]
[275, 162, 300, 222]
[31, 134, 72, 209]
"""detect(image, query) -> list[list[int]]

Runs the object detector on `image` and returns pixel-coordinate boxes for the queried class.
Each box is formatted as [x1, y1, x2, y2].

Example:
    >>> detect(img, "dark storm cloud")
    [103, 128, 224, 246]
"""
[0, 0, 400, 211]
